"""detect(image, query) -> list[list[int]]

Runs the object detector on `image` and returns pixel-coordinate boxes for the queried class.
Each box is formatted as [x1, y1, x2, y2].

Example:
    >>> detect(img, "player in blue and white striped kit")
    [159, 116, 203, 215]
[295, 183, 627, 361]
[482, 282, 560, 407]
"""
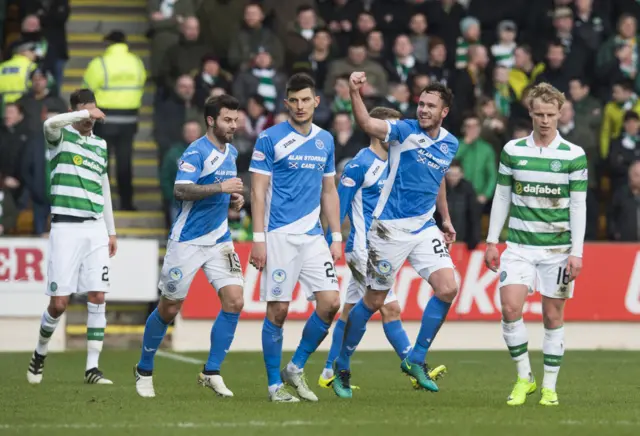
[133, 95, 246, 399]
[332, 73, 460, 399]
[249, 73, 343, 402]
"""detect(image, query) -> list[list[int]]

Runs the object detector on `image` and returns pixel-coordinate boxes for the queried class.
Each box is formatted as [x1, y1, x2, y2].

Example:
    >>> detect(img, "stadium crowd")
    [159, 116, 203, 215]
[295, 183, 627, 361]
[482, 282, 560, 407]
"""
[2, 0, 640, 244]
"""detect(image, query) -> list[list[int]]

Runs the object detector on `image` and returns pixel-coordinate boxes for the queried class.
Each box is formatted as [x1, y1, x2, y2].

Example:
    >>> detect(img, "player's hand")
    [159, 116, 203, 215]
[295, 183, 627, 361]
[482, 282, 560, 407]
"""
[250, 242, 267, 271]
[220, 177, 244, 194]
[108, 235, 118, 258]
[87, 108, 106, 121]
[567, 255, 582, 282]
[484, 243, 500, 272]
[349, 72, 367, 92]
[441, 220, 456, 249]
[329, 241, 342, 262]
[230, 193, 244, 211]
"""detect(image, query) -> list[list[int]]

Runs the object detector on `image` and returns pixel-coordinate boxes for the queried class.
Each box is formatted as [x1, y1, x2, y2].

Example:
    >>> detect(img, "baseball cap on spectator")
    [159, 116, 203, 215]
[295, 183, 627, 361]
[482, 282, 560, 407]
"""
[498, 20, 517, 34]
[104, 30, 126, 44]
[459, 16, 480, 36]
[553, 7, 573, 20]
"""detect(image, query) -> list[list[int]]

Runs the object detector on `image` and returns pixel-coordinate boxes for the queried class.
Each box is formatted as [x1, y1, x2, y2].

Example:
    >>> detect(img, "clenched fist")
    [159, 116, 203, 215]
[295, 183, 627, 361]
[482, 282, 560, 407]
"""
[349, 72, 367, 92]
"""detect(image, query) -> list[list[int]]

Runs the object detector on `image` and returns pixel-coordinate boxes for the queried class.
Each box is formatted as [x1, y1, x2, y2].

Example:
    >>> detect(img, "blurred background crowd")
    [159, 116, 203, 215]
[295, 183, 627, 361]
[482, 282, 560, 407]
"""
[2, 0, 640, 249]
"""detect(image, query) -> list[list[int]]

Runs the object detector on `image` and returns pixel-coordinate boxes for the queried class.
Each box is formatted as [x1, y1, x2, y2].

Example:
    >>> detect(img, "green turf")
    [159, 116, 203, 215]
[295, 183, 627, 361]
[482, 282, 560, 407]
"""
[1, 350, 639, 436]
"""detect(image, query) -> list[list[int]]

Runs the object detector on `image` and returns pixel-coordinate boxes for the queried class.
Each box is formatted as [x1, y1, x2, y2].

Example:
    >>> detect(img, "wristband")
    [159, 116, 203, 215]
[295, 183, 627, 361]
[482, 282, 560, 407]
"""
[253, 232, 265, 242]
[331, 232, 343, 243]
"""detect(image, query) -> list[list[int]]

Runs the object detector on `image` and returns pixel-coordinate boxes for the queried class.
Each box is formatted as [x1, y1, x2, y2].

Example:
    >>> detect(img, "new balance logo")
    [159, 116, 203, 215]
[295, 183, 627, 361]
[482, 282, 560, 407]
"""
[517, 160, 528, 166]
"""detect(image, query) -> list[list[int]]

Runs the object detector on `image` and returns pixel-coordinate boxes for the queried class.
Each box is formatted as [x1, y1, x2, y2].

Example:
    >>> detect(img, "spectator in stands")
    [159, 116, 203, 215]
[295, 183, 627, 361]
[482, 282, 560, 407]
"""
[0, 41, 37, 110]
[244, 94, 274, 138]
[159, 17, 209, 92]
[331, 75, 353, 119]
[262, 0, 317, 45]
[154, 74, 203, 164]
[441, 159, 481, 251]
[569, 76, 602, 136]
[21, 0, 70, 94]
[366, 30, 385, 65]
[419, 0, 465, 69]
[18, 68, 66, 134]
[325, 38, 388, 97]
[193, 55, 232, 110]
[550, 7, 592, 79]
[491, 66, 514, 118]
[332, 111, 365, 163]
[292, 27, 334, 92]
[198, 0, 249, 62]
[558, 100, 598, 187]
[511, 121, 532, 140]
[318, 0, 360, 52]
[600, 79, 640, 159]
[423, 37, 452, 87]
[533, 40, 572, 94]
[84, 30, 146, 211]
[353, 11, 377, 43]
[609, 111, 640, 192]
[383, 82, 413, 118]
[233, 109, 256, 174]
[453, 44, 492, 131]
[0, 180, 19, 236]
[0, 104, 29, 207]
[609, 160, 640, 241]
[596, 14, 640, 98]
[383, 34, 425, 85]
[456, 113, 497, 209]
[285, 5, 322, 68]
[574, 0, 611, 51]
[508, 45, 540, 101]
[20, 15, 47, 62]
[491, 20, 517, 69]
[475, 95, 508, 151]
[455, 16, 481, 69]
[409, 12, 430, 64]
[366, 0, 410, 40]
[160, 120, 202, 228]
[148, 0, 196, 83]
[228, 2, 284, 72]
[232, 49, 286, 113]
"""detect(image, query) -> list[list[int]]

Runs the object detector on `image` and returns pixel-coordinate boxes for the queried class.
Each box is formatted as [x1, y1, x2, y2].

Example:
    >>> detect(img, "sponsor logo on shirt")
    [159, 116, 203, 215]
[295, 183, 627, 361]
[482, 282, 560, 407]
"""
[514, 182, 561, 196]
[341, 176, 356, 187]
[179, 160, 196, 173]
[252, 150, 266, 161]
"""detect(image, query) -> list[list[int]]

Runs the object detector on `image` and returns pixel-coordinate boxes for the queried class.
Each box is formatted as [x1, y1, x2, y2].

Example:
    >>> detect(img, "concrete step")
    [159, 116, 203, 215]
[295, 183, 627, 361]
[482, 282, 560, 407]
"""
[113, 191, 162, 211]
[70, 0, 146, 7]
[67, 40, 149, 51]
[68, 15, 148, 36]
[114, 210, 164, 228]
[110, 157, 159, 179]
[68, 33, 147, 44]
[68, 47, 150, 58]
[110, 176, 159, 190]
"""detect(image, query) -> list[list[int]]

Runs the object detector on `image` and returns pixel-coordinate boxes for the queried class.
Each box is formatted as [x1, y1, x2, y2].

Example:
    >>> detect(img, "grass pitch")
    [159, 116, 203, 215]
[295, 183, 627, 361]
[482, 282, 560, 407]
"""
[1, 350, 639, 436]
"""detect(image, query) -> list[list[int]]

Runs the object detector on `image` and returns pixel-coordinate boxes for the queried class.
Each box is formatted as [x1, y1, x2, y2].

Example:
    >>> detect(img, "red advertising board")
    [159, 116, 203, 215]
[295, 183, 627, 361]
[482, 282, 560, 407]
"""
[181, 243, 640, 321]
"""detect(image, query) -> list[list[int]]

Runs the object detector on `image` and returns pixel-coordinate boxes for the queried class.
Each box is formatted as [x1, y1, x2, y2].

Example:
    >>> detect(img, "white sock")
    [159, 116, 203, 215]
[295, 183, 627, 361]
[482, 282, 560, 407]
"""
[542, 326, 564, 391]
[86, 303, 106, 371]
[322, 368, 334, 379]
[286, 361, 302, 373]
[268, 383, 283, 395]
[502, 318, 532, 380]
[36, 310, 61, 356]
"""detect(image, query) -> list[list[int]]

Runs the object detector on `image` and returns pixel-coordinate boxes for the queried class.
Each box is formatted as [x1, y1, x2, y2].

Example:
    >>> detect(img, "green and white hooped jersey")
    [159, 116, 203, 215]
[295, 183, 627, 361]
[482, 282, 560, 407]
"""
[47, 126, 107, 218]
[497, 133, 588, 249]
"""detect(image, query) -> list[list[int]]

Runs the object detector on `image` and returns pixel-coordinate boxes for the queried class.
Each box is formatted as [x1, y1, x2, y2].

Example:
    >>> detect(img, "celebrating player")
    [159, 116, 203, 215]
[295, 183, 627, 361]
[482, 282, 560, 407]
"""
[318, 106, 447, 390]
[249, 73, 342, 402]
[27, 89, 117, 385]
[332, 72, 459, 399]
[134, 95, 246, 398]
[484, 83, 587, 407]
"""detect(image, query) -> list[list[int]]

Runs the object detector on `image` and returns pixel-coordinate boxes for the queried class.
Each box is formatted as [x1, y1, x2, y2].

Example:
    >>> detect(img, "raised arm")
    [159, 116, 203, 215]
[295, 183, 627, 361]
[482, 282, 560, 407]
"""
[348, 72, 392, 141]
[43, 109, 103, 144]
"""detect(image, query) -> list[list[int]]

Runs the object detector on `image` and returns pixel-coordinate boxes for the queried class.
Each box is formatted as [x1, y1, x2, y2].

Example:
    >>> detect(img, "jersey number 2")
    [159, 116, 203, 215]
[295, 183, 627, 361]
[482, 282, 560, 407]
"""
[101, 266, 109, 282]
[324, 262, 336, 278]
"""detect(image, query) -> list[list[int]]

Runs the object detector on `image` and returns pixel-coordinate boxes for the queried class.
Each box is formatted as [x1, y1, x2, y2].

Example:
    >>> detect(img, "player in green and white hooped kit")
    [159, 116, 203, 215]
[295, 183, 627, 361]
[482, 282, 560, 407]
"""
[27, 89, 118, 386]
[484, 83, 587, 407]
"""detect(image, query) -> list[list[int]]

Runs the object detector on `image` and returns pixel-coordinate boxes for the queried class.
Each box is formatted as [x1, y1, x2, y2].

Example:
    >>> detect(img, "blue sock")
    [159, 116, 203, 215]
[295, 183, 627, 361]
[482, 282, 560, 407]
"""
[325, 318, 346, 369]
[291, 311, 330, 369]
[204, 310, 240, 372]
[383, 320, 412, 360]
[335, 300, 375, 371]
[408, 296, 451, 364]
[262, 318, 283, 387]
[137, 309, 169, 372]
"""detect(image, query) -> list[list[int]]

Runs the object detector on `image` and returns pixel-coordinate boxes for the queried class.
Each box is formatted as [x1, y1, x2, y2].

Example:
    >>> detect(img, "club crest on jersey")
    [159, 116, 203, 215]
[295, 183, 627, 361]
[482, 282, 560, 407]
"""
[271, 287, 282, 297]
[252, 150, 266, 161]
[169, 268, 183, 281]
[550, 160, 562, 172]
[179, 160, 196, 173]
[341, 176, 356, 187]
[272, 269, 286, 283]
[376, 260, 392, 275]
[440, 143, 449, 154]
[315, 139, 324, 149]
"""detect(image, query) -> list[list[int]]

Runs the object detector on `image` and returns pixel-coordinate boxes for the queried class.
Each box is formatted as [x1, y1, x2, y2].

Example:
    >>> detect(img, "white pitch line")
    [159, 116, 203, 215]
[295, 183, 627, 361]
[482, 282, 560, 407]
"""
[156, 350, 204, 365]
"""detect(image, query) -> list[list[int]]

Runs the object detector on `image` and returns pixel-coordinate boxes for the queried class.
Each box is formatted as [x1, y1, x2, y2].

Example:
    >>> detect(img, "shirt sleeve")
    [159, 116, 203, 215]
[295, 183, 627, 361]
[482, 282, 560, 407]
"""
[384, 119, 415, 143]
[496, 147, 513, 186]
[249, 133, 274, 175]
[174, 150, 203, 185]
[568, 151, 588, 257]
[324, 136, 336, 177]
[326, 162, 364, 244]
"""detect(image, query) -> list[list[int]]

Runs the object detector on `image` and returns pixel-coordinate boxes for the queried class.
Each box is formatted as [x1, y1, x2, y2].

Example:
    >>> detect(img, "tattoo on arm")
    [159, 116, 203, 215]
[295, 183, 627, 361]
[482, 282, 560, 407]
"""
[174, 183, 222, 201]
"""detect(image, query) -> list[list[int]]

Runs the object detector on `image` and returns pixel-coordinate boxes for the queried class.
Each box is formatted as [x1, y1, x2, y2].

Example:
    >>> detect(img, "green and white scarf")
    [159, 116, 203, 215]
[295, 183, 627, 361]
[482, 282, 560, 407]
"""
[252, 68, 277, 112]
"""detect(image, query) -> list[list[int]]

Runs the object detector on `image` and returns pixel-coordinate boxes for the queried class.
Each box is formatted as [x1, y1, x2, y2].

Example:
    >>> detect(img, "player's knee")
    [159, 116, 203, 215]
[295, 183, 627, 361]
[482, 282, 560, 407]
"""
[501, 304, 523, 322]
[87, 291, 105, 305]
[221, 295, 244, 313]
[434, 281, 458, 303]
[48, 298, 68, 317]
[363, 290, 386, 311]
[267, 303, 289, 326]
[380, 303, 401, 322]
[157, 297, 182, 322]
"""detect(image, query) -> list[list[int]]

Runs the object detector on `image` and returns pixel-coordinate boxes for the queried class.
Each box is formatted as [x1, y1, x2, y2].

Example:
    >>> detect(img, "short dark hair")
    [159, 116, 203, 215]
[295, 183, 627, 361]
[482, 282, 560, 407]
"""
[369, 106, 402, 120]
[462, 112, 480, 123]
[4, 102, 23, 114]
[569, 76, 588, 87]
[69, 88, 96, 110]
[204, 94, 240, 123]
[516, 44, 533, 57]
[614, 78, 635, 91]
[624, 110, 640, 122]
[286, 73, 316, 95]
[548, 39, 564, 50]
[450, 159, 462, 169]
[296, 4, 314, 15]
[420, 83, 454, 109]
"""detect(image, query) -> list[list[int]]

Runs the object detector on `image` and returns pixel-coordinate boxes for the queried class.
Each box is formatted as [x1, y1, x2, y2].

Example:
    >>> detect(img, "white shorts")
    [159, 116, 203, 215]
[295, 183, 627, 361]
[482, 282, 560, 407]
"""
[158, 239, 244, 300]
[46, 219, 110, 296]
[366, 220, 454, 291]
[345, 251, 397, 305]
[260, 233, 339, 302]
[498, 245, 574, 299]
